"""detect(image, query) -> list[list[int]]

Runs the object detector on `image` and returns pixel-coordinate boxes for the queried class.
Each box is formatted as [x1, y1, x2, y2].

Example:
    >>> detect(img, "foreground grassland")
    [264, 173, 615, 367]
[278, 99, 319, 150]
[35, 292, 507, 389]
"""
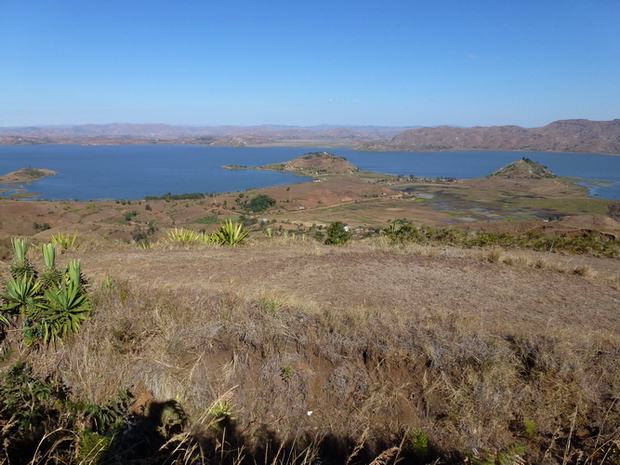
[0, 234, 620, 464]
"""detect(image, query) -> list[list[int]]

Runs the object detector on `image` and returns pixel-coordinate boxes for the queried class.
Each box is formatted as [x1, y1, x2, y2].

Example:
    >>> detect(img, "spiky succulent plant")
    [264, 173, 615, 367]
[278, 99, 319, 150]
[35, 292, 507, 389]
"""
[9, 259, 37, 281]
[9, 238, 36, 280]
[38, 243, 63, 289]
[38, 268, 64, 290]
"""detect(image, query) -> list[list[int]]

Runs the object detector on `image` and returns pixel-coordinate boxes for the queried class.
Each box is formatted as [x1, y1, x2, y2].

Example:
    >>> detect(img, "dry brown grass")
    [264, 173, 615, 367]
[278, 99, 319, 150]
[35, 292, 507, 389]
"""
[0, 236, 613, 463]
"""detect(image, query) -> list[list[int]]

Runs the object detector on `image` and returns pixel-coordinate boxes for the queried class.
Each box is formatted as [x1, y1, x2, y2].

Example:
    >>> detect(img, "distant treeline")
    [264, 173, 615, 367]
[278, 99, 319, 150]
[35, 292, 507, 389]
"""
[144, 192, 215, 201]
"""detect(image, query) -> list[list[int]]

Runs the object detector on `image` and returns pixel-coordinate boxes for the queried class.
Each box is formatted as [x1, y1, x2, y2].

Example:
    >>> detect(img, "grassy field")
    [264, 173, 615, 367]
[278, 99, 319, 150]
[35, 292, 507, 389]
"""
[0, 233, 619, 464]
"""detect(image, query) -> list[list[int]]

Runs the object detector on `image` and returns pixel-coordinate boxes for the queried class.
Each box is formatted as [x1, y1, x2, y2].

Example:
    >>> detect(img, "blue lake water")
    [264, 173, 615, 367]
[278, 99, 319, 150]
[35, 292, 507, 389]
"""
[0, 144, 619, 201]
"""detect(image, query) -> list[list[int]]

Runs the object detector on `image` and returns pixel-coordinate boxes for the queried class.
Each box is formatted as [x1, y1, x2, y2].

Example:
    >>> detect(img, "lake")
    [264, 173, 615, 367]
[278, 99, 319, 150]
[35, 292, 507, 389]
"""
[0, 145, 619, 201]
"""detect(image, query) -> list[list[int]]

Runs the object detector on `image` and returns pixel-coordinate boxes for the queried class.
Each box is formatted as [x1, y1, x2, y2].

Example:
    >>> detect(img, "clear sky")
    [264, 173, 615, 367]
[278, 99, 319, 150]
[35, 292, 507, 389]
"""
[1, 0, 619, 128]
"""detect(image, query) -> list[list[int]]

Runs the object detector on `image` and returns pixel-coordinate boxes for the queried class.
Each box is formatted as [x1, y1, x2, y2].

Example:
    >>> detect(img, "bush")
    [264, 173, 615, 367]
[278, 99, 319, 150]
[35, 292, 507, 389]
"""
[33, 222, 51, 232]
[325, 221, 351, 245]
[124, 211, 138, 222]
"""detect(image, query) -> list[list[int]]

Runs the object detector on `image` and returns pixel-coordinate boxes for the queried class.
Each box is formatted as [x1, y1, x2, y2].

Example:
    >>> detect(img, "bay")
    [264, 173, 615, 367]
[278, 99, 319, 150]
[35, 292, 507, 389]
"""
[0, 145, 618, 201]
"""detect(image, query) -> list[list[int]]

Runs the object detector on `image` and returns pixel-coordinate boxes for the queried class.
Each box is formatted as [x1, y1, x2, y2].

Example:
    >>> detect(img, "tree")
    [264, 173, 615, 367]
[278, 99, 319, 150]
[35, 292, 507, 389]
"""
[325, 221, 351, 245]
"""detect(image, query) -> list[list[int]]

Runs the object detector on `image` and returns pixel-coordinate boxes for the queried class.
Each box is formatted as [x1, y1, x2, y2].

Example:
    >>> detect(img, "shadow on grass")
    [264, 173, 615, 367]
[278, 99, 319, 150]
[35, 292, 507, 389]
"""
[97, 398, 438, 465]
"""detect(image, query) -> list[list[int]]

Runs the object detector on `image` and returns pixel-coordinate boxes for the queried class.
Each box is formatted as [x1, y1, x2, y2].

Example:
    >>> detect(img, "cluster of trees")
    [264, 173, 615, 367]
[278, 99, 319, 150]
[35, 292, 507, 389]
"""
[240, 194, 276, 213]
[145, 192, 207, 201]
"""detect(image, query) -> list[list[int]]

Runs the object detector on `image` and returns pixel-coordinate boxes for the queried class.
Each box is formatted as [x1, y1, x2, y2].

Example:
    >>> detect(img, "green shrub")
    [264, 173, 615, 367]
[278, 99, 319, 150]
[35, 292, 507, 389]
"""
[145, 192, 205, 201]
[0, 363, 131, 464]
[33, 221, 51, 232]
[378, 220, 620, 257]
[325, 221, 351, 245]
[404, 429, 431, 462]
[243, 194, 276, 213]
[124, 210, 138, 222]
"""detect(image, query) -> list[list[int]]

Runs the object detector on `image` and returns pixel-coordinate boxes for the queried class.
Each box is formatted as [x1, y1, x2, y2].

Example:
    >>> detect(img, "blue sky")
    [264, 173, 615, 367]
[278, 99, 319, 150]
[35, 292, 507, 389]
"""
[1, 0, 618, 128]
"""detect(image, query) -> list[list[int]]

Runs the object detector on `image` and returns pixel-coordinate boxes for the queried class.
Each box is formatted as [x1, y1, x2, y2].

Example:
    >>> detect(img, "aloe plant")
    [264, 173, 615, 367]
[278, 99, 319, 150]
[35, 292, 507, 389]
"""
[50, 232, 79, 251]
[11, 238, 28, 261]
[39, 244, 63, 289]
[65, 259, 84, 288]
[0, 275, 41, 313]
[9, 238, 36, 280]
[36, 281, 92, 346]
[215, 219, 250, 246]
[41, 243, 57, 269]
[165, 227, 203, 246]
[137, 240, 153, 249]
[1, 250, 91, 347]
[201, 232, 218, 244]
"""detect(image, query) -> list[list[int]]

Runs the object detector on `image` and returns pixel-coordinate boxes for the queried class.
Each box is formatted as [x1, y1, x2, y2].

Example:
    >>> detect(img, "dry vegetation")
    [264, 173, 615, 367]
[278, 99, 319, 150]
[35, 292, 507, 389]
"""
[1, 161, 620, 464]
[1, 234, 619, 464]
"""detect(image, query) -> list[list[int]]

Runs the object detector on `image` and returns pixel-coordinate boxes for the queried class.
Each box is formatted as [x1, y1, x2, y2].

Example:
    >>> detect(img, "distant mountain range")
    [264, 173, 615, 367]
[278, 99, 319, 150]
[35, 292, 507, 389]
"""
[0, 124, 413, 146]
[357, 119, 620, 155]
[1, 119, 619, 154]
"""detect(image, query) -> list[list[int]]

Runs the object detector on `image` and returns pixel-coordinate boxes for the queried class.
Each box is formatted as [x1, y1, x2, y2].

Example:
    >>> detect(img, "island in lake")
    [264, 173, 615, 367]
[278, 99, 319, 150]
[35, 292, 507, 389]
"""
[0, 168, 58, 198]
[221, 151, 362, 177]
[0, 168, 58, 185]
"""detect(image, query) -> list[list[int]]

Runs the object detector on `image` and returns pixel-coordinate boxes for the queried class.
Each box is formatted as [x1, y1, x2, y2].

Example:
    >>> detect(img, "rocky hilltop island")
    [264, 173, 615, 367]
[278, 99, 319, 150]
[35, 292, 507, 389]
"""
[222, 151, 361, 176]
[487, 158, 555, 179]
[0, 168, 58, 185]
